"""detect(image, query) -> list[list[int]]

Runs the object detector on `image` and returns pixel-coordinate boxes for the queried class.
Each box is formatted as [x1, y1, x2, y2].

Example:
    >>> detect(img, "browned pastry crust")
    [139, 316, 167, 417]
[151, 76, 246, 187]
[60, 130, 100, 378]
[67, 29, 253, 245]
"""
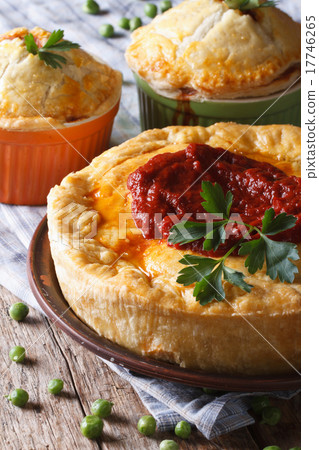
[47, 123, 301, 375]
[125, 0, 301, 100]
[0, 27, 122, 130]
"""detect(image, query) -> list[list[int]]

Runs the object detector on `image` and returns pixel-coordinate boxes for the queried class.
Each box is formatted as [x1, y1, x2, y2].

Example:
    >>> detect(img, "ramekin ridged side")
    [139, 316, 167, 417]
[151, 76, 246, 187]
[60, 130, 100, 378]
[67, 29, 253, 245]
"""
[0, 99, 120, 205]
[134, 74, 301, 131]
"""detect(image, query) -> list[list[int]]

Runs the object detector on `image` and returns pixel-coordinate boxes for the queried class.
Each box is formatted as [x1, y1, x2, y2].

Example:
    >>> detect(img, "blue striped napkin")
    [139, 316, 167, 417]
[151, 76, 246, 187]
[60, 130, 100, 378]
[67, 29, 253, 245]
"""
[106, 361, 297, 439]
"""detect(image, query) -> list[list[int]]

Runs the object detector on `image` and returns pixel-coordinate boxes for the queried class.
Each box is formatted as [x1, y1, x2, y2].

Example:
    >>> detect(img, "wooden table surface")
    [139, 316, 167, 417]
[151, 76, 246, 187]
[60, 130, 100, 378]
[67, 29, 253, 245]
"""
[0, 285, 300, 450]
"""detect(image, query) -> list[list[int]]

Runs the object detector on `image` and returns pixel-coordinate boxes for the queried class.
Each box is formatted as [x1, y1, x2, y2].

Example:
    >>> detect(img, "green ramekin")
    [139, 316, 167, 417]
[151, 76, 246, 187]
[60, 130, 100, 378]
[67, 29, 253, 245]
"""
[134, 74, 301, 130]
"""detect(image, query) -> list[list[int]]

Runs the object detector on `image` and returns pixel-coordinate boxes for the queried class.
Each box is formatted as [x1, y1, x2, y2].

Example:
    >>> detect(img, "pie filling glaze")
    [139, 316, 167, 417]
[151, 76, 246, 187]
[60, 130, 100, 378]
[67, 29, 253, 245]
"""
[127, 143, 301, 256]
[47, 124, 301, 376]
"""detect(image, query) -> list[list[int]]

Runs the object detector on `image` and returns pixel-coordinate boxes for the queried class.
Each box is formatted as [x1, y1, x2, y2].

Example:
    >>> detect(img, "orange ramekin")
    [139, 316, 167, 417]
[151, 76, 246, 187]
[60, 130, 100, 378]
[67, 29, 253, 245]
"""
[0, 98, 120, 205]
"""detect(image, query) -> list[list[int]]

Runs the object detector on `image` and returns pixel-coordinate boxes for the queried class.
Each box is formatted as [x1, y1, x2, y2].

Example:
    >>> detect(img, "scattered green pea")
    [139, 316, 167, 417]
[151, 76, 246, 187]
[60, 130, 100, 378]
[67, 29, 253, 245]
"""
[137, 415, 156, 436]
[48, 378, 64, 395]
[263, 447, 281, 450]
[289, 447, 301, 450]
[7, 388, 29, 407]
[9, 302, 29, 321]
[118, 17, 130, 30]
[99, 24, 114, 38]
[174, 420, 191, 439]
[82, 0, 100, 15]
[9, 345, 25, 363]
[160, 0, 172, 13]
[261, 406, 282, 426]
[91, 399, 113, 418]
[80, 415, 103, 439]
[129, 17, 142, 32]
[250, 395, 270, 414]
[144, 3, 157, 18]
[160, 440, 179, 450]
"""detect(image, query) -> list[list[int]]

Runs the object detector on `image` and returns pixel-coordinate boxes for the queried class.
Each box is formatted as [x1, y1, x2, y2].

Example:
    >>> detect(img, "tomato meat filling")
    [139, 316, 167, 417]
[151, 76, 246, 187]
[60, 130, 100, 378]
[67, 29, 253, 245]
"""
[127, 144, 300, 256]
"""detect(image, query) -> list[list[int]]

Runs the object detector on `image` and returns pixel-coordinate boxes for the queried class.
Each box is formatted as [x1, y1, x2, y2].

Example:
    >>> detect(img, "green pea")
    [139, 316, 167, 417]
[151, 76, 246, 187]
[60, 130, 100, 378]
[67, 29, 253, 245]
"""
[250, 395, 270, 414]
[129, 17, 142, 32]
[82, 0, 100, 15]
[91, 399, 113, 418]
[159, 1, 172, 13]
[174, 420, 191, 439]
[144, 3, 157, 18]
[7, 388, 29, 407]
[261, 406, 282, 426]
[48, 378, 64, 395]
[137, 415, 156, 436]
[289, 448, 301, 450]
[9, 302, 29, 321]
[160, 440, 179, 450]
[263, 447, 282, 450]
[80, 415, 103, 439]
[118, 18, 130, 30]
[99, 24, 114, 38]
[202, 387, 221, 395]
[9, 345, 25, 363]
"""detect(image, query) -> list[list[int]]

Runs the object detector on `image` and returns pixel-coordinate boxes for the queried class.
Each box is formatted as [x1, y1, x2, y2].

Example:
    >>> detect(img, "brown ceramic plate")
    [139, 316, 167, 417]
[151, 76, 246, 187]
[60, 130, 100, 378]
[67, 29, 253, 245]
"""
[27, 216, 301, 391]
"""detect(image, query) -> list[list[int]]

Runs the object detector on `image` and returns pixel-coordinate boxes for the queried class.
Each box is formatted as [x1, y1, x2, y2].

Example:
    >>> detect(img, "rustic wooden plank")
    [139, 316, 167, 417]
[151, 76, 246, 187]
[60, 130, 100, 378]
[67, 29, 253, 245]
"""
[48, 317, 224, 449]
[0, 286, 98, 450]
[0, 284, 300, 449]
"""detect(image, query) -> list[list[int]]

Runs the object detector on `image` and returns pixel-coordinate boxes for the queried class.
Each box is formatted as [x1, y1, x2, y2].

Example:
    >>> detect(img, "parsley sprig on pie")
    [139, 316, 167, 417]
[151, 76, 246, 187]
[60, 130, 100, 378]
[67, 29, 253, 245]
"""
[24, 29, 80, 69]
[224, 0, 276, 10]
[169, 181, 299, 305]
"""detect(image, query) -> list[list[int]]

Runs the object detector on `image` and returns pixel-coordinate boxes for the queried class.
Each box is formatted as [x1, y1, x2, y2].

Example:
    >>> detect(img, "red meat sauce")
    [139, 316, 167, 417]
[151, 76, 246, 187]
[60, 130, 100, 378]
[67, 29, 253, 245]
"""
[127, 144, 301, 257]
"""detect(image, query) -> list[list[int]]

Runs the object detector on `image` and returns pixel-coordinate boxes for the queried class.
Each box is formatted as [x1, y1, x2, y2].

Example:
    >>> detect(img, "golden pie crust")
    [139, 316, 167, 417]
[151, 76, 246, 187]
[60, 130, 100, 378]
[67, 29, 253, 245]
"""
[125, 0, 301, 100]
[0, 27, 122, 130]
[47, 123, 301, 375]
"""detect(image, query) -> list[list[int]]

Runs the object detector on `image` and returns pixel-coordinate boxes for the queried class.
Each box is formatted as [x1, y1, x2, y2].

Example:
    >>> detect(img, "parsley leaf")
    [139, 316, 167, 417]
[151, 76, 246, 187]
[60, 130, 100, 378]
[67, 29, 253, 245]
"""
[168, 219, 227, 248]
[24, 29, 80, 69]
[238, 238, 266, 274]
[41, 41, 80, 52]
[261, 1, 277, 6]
[168, 221, 210, 245]
[203, 222, 227, 251]
[239, 207, 299, 280]
[224, 0, 276, 10]
[176, 255, 219, 286]
[193, 263, 225, 304]
[176, 257, 253, 305]
[241, 0, 276, 9]
[263, 236, 299, 283]
[223, 266, 253, 292]
[24, 33, 38, 55]
[200, 181, 233, 218]
[169, 181, 299, 305]
[239, 234, 299, 283]
[261, 208, 297, 236]
[41, 29, 64, 48]
[38, 52, 67, 69]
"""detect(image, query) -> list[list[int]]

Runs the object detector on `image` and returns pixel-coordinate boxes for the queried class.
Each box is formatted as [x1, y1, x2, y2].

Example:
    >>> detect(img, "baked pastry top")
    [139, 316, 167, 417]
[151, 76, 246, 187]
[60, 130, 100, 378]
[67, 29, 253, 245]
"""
[126, 0, 301, 100]
[0, 27, 122, 130]
[47, 123, 301, 375]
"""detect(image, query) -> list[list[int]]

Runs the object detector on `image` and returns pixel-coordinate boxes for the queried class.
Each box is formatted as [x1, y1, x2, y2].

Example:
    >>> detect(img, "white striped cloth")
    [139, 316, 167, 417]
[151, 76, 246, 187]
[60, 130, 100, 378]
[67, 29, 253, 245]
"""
[0, 0, 300, 440]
